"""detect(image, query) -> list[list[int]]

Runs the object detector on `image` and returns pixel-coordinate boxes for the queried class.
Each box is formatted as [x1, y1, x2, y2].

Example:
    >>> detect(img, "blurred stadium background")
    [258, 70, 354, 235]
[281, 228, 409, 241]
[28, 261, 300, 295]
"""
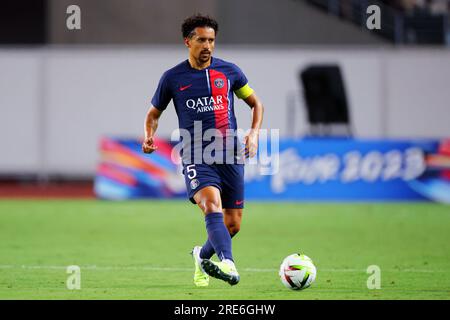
[0, 0, 449, 299]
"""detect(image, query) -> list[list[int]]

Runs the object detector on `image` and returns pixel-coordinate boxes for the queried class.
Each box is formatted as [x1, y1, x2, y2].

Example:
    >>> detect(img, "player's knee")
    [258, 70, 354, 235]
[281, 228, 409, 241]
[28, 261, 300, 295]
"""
[200, 199, 222, 214]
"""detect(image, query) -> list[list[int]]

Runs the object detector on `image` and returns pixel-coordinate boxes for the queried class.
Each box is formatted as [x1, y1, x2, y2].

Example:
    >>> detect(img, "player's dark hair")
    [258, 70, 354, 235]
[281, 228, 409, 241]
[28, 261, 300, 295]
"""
[181, 14, 219, 38]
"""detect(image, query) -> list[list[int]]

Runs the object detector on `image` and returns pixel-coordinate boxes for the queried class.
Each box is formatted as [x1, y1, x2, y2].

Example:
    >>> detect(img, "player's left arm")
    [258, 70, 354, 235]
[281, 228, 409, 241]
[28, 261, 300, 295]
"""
[243, 93, 264, 158]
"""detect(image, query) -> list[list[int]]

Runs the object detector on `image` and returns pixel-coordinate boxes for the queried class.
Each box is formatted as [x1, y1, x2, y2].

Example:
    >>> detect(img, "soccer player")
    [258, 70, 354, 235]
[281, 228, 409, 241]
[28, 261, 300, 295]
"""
[142, 14, 264, 287]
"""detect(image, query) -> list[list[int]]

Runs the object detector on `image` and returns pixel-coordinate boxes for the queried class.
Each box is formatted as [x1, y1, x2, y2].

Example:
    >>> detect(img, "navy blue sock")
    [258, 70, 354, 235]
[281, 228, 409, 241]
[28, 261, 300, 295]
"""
[200, 233, 236, 260]
[203, 212, 233, 261]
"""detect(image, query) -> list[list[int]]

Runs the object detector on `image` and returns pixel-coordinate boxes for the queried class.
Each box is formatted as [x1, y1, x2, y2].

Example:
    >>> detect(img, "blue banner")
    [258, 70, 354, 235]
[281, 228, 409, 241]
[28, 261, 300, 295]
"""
[245, 138, 449, 202]
[95, 137, 450, 203]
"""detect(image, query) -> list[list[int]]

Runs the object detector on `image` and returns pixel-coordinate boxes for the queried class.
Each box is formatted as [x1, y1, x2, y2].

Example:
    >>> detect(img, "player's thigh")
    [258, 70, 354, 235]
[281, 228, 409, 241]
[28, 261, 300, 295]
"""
[183, 163, 222, 205]
[193, 185, 223, 214]
[218, 164, 245, 209]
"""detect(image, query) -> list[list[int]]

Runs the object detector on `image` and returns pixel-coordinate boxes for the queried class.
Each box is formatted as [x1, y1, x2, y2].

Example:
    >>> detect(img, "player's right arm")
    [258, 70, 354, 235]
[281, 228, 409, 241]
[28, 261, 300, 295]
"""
[142, 105, 163, 154]
[143, 70, 172, 154]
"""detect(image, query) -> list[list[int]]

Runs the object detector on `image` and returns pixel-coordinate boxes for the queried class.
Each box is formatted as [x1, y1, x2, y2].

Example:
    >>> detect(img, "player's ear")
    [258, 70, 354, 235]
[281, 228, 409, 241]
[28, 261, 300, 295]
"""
[184, 37, 191, 48]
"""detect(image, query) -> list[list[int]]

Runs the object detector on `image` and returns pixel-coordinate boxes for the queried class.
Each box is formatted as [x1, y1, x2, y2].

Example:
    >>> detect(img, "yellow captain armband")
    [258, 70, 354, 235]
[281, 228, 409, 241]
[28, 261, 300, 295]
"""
[234, 83, 254, 99]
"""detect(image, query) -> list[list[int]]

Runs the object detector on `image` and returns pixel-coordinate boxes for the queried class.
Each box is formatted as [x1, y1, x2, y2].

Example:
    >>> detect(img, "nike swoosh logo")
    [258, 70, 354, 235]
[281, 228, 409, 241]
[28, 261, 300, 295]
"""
[179, 84, 192, 91]
[235, 200, 244, 205]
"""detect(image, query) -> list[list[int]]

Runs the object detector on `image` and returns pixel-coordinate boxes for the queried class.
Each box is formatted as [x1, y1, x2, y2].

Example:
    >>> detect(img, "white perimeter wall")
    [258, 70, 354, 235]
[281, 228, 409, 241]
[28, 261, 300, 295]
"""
[1, 46, 450, 175]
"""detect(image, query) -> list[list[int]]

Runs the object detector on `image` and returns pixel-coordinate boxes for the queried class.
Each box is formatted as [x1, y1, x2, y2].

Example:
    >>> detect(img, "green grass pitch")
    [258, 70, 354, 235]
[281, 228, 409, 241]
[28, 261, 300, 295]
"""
[0, 200, 449, 299]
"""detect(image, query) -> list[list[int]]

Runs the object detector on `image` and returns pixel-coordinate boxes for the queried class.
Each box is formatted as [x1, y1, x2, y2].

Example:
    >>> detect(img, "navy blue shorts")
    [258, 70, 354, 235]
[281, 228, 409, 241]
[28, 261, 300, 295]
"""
[182, 163, 244, 209]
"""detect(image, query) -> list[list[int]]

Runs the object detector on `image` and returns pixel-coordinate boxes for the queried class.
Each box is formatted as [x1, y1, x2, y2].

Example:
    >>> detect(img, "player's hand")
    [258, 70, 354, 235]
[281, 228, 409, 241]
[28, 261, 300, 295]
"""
[142, 137, 158, 154]
[242, 130, 258, 158]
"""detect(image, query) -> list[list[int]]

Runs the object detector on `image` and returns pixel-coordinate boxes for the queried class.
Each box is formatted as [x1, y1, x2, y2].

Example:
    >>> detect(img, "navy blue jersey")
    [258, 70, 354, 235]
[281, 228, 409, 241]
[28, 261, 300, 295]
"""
[151, 57, 254, 164]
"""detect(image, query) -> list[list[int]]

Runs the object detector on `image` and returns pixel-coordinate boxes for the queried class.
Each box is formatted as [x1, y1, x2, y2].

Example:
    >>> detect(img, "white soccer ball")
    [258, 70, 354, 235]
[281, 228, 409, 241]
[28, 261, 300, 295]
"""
[279, 253, 317, 290]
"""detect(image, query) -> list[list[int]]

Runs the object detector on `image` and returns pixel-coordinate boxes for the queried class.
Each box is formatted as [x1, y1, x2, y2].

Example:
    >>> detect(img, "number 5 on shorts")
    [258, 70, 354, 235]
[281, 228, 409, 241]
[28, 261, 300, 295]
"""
[186, 164, 197, 179]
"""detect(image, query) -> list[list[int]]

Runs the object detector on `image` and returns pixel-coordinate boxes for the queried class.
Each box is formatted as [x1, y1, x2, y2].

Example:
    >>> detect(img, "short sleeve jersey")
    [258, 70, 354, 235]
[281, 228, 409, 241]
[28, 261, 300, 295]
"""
[151, 57, 254, 163]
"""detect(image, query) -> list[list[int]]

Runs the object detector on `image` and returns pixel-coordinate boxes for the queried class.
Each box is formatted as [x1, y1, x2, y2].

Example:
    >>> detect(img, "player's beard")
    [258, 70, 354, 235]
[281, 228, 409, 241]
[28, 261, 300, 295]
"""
[199, 51, 211, 63]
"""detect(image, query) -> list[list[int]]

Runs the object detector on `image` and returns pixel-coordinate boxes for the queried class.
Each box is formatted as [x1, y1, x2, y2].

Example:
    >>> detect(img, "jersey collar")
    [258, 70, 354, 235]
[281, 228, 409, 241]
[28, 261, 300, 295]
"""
[186, 56, 215, 71]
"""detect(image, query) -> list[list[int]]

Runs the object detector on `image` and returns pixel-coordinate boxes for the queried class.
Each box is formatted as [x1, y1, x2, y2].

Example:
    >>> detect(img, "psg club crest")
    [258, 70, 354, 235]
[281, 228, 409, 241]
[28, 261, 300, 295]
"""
[214, 78, 224, 89]
[190, 179, 200, 190]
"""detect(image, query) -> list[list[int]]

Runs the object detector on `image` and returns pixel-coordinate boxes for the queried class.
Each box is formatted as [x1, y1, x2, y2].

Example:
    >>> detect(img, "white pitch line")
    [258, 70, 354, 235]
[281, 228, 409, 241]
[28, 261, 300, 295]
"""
[0, 265, 445, 273]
